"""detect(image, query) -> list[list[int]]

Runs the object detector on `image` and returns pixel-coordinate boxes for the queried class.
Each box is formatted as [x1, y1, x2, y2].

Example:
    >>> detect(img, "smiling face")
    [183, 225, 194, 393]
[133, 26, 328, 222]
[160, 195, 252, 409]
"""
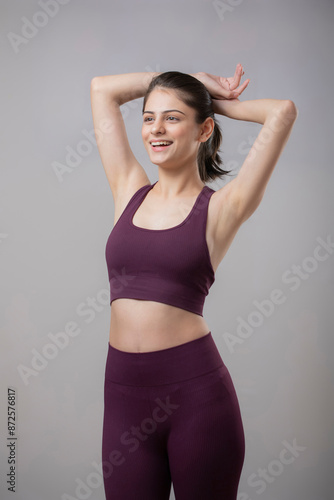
[142, 87, 211, 170]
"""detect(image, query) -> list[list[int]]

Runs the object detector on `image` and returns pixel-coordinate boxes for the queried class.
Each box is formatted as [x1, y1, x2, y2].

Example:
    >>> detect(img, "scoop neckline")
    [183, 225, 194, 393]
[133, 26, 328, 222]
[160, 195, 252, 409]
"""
[129, 181, 208, 232]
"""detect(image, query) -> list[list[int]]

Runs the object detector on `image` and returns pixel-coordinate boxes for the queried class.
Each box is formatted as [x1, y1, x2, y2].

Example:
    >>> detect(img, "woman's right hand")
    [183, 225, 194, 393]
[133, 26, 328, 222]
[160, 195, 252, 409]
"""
[192, 64, 250, 100]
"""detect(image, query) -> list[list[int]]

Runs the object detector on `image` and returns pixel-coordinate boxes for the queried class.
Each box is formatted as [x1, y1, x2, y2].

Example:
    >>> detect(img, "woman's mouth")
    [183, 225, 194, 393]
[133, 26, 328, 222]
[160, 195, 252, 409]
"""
[150, 141, 173, 151]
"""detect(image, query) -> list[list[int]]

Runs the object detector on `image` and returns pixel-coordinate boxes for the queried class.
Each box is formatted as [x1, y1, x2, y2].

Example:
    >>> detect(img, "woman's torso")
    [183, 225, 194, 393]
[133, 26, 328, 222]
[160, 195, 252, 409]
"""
[108, 181, 228, 353]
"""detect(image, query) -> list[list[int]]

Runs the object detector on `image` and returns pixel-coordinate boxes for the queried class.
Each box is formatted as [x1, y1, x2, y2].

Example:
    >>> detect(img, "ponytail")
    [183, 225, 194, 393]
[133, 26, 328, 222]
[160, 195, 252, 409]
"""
[197, 118, 232, 182]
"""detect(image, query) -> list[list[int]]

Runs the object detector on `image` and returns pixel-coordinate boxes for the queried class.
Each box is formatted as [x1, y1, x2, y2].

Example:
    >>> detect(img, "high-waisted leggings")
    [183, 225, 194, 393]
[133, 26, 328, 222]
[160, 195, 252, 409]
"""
[102, 331, 245, 500]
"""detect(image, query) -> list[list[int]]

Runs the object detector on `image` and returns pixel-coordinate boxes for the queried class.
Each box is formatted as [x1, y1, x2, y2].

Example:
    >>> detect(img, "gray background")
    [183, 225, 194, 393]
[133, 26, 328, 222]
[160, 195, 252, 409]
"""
[1, 0, 333, 499]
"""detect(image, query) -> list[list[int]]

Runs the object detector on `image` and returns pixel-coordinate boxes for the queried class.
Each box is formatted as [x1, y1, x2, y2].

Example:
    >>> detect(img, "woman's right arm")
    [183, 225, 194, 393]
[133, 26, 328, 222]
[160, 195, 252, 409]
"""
[90, 72, 160, 197]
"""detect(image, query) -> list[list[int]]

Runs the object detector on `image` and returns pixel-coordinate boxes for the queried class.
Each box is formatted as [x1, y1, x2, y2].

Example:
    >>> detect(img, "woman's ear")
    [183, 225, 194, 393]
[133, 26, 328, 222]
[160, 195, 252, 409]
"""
[199, 117, 215, 143]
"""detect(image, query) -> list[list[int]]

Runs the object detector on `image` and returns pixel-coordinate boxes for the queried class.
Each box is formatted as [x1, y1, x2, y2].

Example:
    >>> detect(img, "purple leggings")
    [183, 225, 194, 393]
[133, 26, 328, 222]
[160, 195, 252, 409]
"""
[102, 331, 245, 499]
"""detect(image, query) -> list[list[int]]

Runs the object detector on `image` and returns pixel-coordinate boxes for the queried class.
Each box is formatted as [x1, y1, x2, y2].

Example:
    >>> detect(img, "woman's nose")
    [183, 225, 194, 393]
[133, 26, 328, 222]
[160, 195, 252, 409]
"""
[152, 117, 165, 134]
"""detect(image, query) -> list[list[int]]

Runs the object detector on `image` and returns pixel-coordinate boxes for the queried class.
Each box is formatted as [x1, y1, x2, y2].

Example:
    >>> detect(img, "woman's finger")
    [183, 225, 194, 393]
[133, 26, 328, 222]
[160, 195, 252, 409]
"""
[233, 78, 250, 96]
[229, 64, 244, 90]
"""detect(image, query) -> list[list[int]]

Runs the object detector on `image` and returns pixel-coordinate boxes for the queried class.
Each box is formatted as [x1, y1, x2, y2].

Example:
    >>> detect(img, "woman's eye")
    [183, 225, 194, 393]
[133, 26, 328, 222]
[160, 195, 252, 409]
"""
[143, 116, 178, 122]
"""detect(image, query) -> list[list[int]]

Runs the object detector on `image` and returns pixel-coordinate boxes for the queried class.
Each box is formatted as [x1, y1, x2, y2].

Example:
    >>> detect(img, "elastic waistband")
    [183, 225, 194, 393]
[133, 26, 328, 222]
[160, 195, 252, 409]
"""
[105, 332, 225, 386]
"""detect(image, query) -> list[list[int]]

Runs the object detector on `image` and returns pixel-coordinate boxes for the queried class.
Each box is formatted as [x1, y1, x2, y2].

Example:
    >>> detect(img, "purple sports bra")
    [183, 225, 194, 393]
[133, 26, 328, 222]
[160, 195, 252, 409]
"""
[105, 181, 216, 317]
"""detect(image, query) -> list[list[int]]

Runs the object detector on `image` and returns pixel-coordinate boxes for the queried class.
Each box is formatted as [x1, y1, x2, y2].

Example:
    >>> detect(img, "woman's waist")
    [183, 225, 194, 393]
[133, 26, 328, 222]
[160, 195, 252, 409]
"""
[109, 298, 210, 352]
[105, 331, 226, 386]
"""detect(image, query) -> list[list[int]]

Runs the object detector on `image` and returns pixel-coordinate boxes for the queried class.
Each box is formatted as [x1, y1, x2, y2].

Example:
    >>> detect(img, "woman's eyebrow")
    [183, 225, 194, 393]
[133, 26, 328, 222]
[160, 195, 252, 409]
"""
[142, 109, 186, 115]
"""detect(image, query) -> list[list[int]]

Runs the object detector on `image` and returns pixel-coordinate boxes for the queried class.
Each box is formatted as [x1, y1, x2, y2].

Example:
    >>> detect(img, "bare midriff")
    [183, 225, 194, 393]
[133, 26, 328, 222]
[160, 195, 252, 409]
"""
[108, 298, 211, 353]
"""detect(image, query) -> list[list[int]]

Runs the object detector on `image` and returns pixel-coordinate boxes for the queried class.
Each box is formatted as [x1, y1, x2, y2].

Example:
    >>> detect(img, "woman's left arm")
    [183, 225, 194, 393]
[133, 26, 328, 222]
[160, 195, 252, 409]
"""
[213, 97, 298, 222]
[193, 65, 298, 223]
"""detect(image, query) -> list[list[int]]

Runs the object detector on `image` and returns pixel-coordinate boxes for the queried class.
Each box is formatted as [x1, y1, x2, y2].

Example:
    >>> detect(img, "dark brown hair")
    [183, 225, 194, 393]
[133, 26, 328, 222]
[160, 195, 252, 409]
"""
[142, 71, 232, 182]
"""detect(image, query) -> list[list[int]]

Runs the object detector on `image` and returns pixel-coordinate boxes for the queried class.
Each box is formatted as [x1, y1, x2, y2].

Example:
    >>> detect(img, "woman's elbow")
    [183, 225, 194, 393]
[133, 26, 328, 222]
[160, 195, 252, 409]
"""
[91, 76, 102, 91]
[281, 99, 298, 122]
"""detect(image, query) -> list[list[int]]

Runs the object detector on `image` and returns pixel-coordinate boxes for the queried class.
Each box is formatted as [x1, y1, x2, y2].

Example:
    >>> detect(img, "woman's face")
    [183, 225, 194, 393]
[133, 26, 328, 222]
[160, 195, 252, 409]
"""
[141, 88, 207, 169]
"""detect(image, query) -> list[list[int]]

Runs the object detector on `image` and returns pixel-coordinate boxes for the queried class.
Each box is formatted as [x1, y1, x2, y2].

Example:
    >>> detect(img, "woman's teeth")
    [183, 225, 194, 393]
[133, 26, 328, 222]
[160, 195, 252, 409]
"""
[151, 141, 172, 146]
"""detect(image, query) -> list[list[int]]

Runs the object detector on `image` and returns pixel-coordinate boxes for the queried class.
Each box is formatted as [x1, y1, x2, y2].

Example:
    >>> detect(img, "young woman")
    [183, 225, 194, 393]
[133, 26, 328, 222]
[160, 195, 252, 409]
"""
[90, 65, 297, 500]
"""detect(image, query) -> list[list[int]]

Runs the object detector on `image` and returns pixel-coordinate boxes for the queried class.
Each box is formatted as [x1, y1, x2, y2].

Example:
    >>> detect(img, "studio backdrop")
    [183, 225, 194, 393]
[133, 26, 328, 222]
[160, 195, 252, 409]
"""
[1, 0, 333, 499]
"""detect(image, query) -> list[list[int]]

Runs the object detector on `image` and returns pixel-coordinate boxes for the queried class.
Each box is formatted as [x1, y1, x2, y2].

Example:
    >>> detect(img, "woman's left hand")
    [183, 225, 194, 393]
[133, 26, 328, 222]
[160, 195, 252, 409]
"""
[192, 63, 250, 100]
